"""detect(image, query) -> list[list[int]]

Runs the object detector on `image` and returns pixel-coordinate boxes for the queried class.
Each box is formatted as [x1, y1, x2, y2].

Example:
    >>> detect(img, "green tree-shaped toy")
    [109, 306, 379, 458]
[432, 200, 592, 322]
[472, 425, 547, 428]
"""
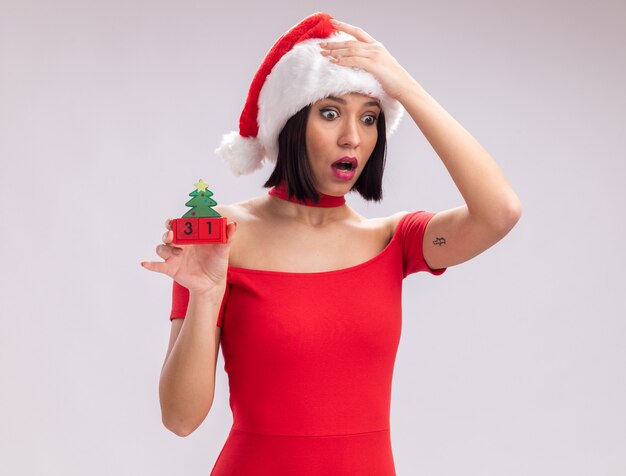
[182, 179, 221, 218]
[171, 179, 228, 244]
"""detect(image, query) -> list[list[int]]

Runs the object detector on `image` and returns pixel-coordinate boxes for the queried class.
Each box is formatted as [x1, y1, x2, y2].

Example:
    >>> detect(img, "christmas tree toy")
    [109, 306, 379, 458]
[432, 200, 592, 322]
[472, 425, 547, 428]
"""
[171, 179, 228, 244]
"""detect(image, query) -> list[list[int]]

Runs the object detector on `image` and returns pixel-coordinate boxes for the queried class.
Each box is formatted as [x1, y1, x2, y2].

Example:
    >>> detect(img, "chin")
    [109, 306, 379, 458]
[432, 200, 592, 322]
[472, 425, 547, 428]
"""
[327, 183, 353, 197]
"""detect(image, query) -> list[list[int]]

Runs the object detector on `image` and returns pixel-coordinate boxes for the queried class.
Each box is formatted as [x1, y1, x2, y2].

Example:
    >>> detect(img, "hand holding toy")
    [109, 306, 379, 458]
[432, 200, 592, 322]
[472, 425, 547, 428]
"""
[141, 179, 235, 294]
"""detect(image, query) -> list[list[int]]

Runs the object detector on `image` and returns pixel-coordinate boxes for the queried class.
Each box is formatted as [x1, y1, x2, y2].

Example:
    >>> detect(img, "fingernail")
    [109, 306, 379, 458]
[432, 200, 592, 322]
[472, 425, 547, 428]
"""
[330, 19, 339, 24]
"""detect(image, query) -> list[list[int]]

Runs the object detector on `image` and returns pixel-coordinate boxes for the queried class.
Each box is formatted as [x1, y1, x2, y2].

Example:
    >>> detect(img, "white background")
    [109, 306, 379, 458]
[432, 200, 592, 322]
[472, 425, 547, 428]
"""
[1, 0, 624, 474]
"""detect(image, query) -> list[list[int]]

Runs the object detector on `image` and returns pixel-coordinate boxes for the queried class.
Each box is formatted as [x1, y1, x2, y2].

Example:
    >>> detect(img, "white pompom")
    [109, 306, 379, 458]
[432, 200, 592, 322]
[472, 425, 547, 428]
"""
[215, 131, 265, 176]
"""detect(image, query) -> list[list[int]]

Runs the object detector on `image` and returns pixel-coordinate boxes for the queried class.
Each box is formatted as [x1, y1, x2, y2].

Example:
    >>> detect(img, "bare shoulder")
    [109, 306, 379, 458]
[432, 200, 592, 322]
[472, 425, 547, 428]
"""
[350, 210, 411, 244]
[213, 197, 267, 258]
[213, 197, 262, 224]
[384, 210, 412, 235]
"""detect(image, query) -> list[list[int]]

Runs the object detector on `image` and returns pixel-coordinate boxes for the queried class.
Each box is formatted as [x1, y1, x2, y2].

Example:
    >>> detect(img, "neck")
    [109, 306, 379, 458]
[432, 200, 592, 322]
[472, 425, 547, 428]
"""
[268, 181, 346, 208]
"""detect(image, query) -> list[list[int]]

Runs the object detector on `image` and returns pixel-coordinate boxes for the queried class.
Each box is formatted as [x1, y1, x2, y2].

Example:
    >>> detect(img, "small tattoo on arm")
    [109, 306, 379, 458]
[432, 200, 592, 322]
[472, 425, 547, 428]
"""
[433, 237, 446, 246]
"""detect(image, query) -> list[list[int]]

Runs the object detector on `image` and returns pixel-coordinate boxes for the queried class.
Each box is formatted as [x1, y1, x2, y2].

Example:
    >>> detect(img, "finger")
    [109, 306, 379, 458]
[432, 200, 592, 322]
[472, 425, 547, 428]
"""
[321, 45, 375, 59]
[323, 50, 376, 68]
[162, 229, 173, 244]
[330, 19, 377, 43]
[320, 40, 377, 51]
[156, 243, 182, 259]
[140, 260, 170, 274]
[326, 52, 375, 69]
[165, 218, 173, 230]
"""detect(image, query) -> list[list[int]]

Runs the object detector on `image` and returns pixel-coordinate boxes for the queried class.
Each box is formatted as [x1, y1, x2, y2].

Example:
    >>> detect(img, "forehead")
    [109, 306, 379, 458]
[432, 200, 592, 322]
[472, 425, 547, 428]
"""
[315, 93, 381, 108]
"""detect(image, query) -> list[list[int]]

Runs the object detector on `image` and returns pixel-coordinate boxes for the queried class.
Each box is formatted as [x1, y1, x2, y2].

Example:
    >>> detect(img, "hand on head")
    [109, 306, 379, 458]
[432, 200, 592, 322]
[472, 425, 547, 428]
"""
[320, 18, 416, 101]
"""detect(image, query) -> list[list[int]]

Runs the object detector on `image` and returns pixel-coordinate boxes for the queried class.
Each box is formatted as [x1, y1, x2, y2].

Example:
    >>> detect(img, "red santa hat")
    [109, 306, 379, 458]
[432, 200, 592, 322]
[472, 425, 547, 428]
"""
[216, 12, 405, 176]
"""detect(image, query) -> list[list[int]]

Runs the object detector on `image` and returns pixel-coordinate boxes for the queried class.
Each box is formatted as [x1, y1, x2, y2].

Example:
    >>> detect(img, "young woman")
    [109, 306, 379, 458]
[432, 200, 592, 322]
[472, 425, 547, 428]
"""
[141, 12, 521, 476]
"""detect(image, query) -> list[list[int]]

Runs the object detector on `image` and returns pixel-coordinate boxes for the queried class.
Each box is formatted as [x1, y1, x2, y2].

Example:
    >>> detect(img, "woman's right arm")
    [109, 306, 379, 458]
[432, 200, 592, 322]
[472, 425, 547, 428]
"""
[141, 216, 236, 436]
[159, 287, 224, 436]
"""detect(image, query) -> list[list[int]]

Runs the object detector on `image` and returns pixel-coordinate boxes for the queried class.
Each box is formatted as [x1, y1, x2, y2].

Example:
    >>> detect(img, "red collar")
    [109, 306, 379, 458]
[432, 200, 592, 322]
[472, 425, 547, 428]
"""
[268, 182, 346, 208]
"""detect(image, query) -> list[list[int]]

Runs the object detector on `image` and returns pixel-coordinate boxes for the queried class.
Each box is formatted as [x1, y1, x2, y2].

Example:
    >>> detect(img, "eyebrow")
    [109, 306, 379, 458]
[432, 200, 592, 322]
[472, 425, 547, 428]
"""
[325, 95, 381, 109]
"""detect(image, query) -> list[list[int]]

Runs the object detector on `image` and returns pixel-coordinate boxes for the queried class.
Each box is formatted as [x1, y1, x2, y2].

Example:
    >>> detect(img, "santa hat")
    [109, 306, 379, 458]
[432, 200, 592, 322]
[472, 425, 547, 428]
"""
[216, 12, 405, 176]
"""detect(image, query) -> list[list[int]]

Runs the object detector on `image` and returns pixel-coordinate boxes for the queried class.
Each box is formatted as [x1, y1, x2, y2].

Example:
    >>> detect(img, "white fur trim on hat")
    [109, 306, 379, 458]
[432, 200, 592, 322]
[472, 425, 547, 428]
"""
[216, 131, 265, 176]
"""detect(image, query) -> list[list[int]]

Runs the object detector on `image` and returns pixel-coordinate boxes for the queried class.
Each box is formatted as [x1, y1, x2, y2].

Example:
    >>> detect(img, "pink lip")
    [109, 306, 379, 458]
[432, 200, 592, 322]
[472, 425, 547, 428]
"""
[332, 156, 358, 168]
[331, 156, 358, 181]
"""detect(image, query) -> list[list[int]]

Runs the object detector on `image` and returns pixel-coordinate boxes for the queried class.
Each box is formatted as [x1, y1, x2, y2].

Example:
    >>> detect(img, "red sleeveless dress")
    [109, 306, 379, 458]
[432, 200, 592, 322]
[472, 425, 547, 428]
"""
[170, 211, 447, 475]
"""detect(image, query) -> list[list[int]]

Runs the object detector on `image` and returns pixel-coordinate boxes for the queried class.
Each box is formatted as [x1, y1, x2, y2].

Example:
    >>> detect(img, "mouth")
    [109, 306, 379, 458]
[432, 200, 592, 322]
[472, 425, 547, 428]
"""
[331, 156, 358, 172]
[331, 156, 358, 181]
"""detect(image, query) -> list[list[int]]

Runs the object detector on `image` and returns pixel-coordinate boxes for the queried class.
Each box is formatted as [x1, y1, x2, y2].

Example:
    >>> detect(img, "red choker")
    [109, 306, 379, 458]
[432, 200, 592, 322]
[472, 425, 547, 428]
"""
[268, 182, 346, 208]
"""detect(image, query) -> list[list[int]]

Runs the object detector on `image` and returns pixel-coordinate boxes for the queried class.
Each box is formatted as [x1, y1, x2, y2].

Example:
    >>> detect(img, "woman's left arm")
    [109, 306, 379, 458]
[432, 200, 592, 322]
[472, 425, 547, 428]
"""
[322, 19, 522, 269]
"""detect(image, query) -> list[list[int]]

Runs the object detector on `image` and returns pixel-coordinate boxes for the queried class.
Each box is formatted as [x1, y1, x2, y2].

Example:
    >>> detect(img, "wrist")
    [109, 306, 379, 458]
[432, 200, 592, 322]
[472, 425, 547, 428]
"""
[189, 283, 226, 302]
[395, 76, 424, 103]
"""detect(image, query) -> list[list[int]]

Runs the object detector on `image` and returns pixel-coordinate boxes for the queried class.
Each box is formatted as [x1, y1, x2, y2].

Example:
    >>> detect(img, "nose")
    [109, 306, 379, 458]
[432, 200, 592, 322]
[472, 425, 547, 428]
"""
[338, 117, 361, 149]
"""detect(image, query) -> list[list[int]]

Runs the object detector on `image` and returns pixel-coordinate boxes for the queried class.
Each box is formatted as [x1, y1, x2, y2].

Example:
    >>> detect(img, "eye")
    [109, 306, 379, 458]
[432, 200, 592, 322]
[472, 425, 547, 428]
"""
[320, 108, 339, 120]
[361, 114, 378, 125]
